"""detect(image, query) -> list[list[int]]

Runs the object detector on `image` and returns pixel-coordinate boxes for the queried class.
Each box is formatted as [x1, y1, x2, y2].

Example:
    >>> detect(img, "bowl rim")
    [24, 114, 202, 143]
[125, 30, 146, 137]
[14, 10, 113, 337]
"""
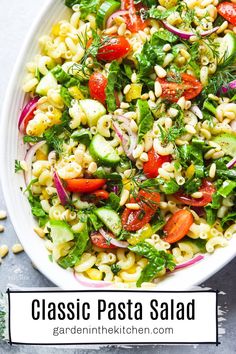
[1, 0, 236, 290]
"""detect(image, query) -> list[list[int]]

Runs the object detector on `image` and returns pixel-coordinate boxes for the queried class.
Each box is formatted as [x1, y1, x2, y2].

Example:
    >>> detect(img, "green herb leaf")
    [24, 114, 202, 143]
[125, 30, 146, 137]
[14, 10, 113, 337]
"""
[51, 65, 80, 87]
[71, 128, 92, 146]
[108, 192, 120, 211]
[60, 87, 73, 107]
[129, 242, 175, 287]
[58, 223, 89, 268]
[105, 61, 120, 112]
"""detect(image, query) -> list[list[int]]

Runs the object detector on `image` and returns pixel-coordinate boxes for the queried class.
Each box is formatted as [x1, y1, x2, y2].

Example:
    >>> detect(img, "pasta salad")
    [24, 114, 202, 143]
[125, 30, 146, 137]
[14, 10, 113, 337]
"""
[16, 0, 236, 288]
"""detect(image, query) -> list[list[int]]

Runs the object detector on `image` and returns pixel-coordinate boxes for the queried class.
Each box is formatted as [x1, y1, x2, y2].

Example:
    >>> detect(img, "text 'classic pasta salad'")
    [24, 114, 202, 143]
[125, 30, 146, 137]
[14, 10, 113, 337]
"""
[16, 0, 236, 288]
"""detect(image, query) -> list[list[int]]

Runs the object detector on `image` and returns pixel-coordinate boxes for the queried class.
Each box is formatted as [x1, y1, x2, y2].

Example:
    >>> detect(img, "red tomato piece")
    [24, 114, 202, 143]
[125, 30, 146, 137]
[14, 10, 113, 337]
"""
[122, 190, 161, 231]
[163, 210, 194, 244]
[89, 72, 108, 104]
[65, 179, 106, 193]
[174, 180, 216, 207]
[157, 73, 203, 102]
[121, 0, 148, 32]
[217, 2, 236, 26]
[90, 231, 117, 249]
[90, 190, 109, 200]
[143, 148, 172, 178]
[97, 36, 131, 61]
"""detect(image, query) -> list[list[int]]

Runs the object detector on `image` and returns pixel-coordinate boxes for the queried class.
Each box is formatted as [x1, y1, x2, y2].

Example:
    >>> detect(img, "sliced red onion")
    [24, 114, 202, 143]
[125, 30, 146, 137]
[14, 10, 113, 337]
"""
[24, 141, 46, 186]
[191, 105, 203, 120]
[74, 271, 112, 288]
[226, 157, 236, 169]
[162, 21, 219, 40]
[18, 97, 39, 134]
[113, 115, 138, 161]
[174, 255, 204, 270]
[99, 228, 128, 248]
[220, 79, 236, 94]
[107, 10, 129, 27]
[112, 185, 119, 194]
[53, 171, 70, 206]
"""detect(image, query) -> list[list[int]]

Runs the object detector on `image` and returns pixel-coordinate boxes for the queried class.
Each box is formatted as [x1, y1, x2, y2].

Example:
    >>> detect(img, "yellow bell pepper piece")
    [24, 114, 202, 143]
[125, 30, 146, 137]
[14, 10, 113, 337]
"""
[128, 224, 153, 245]
[86, 268, 103, 281]
[125, 83, 143, 102]
[36, 150, 47, 161]
[186, 164, 195, 179]
[68, 86, 84, 100]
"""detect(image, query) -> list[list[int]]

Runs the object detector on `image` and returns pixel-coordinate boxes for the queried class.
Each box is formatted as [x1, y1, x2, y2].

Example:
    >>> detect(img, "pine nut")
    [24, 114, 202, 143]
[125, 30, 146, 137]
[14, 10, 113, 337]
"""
[191, 192, 203, 199]
[123, 84, 131, 95]
[0, 225, 4, 233]
[120, 102, 130, 109]
[0, 245, 9, 258]
[0, 210, 7, 220]
[34, 226, 45, 238]
[12, 243, 24, 254]
[120, 189, 130, 206]
[125, 203, 141, 210]
[209, 163, 216, 178]
[154, 65, 167, 78]
[154, 81, 162, 98]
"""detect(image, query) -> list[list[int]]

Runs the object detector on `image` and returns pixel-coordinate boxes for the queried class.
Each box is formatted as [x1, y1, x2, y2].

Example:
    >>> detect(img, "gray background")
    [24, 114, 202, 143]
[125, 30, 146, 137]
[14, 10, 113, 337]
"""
[0, 0, 235, 353]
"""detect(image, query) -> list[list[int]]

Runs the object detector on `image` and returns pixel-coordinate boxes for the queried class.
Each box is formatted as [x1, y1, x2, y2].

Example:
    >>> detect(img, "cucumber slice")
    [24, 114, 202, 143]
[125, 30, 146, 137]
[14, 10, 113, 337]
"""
[216, 33, 236, 65]
[89, 134, 121, 166]
[79, 99, 106, 127]
[94, 207, 122, 236]
[49, 220, 74, 246]
[36, 72, 58, 96]
[213, 133, 236, 157]
[96, 0, 120, 29]
[179, 238, 206, 254]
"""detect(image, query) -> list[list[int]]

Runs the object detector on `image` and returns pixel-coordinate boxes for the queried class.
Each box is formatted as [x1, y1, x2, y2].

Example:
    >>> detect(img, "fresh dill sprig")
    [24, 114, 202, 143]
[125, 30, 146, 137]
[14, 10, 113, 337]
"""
[15, 160, 23, 173]
[69, 30, 112, 79]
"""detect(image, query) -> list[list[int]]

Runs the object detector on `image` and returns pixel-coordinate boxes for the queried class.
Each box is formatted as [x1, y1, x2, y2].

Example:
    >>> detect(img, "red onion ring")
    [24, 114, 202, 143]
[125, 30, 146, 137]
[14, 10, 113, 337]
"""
[174, 255, 204, 270]
[74, 271, 112, 288]
[161, 21, 219, 40]
[107, 10, 129, 28]
[99, 228, 129, 248]
[226, 157, 236, 169]
[220, 79, 236, 95]
[53, 171, 70, 206]
[18, 97, 39, 134]
[24, 141, 46, 186]
[113, 115, 138, 161]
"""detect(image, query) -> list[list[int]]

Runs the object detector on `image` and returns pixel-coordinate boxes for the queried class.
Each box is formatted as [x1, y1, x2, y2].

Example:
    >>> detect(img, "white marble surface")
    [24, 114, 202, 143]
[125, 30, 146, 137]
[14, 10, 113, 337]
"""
[0, 1, 235, 353]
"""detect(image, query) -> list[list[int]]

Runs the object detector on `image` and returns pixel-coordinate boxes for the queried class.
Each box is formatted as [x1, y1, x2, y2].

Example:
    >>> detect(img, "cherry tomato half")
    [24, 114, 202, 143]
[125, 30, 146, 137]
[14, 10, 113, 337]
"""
[97, 36, 131, 61]
[65, 179, 106, 193]
[122, 0, 148, 32]
[89, 72, 108, 104]
[90, 190, 110, 200]
[157, 73, 203, 102]
[90, 231, 117, 249]
[163, 209, 194, 244]
[217, 2, 236, 26]
[174, 180, 216, 207]
[143, 148, 172, 178]
[122, 190, 161, 231]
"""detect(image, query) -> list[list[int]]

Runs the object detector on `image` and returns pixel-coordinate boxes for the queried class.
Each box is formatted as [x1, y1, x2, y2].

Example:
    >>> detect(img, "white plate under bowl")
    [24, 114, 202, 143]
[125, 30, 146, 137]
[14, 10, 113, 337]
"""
[1, 0, 236, 290]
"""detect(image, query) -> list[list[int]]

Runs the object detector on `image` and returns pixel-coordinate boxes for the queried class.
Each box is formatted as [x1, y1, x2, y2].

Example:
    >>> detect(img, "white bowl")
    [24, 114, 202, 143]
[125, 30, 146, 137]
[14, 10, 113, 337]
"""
[1, 0, 236, 290]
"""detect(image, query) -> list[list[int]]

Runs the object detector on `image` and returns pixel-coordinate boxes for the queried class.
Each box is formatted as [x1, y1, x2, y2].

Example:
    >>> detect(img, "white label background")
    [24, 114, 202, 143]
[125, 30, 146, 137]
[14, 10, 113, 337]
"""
[8, 291, 217, 345]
